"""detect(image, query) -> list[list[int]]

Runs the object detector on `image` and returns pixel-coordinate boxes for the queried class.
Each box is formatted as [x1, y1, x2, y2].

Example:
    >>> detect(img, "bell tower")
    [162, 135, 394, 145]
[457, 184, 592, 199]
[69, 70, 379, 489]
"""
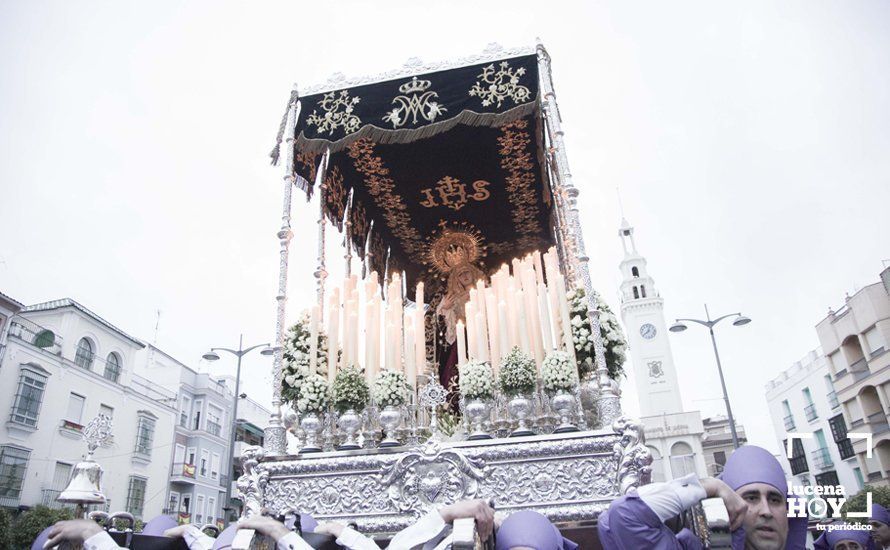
[618, 219, 685, 416]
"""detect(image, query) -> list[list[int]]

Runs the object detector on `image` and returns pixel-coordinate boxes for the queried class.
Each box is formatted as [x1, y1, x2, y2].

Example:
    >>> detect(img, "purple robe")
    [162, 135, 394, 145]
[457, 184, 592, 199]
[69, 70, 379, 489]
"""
[598, 445, 809, 550]
[813, 525, 876, 550]
[597, 493, 704, 550]
[495, 510, 578, 550]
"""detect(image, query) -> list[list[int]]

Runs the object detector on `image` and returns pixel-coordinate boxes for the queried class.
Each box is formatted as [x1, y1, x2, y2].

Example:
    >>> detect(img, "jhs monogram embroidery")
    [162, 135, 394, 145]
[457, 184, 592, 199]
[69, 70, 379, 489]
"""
[420, 177, 491, 211]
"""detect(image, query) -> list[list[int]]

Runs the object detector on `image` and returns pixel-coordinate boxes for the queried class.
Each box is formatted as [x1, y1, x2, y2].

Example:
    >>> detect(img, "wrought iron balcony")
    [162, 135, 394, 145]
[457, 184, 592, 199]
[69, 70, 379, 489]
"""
[827, 391, 839, 409]
[789, 454, 809, 475]
[836, 438, 855, 460]
[783, 414, 796, 431]
[8, 319, 63, 355]
[206, 421, 222, 437]
[811, 447, 834, 470]
[805, 403, 818, 422]
[868, 412, 890, 435]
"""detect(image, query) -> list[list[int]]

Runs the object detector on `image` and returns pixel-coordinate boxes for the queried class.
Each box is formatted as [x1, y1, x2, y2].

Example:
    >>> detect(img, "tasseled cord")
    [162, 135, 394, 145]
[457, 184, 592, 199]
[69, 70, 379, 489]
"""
[269, 88, 300, 166]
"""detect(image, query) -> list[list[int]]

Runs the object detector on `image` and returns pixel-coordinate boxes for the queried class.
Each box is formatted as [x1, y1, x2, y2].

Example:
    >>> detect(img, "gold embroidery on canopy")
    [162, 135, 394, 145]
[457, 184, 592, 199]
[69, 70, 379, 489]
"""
[295, 151, 320, 187]
[419, 178, 492, 211]
[351, 200, 370, 251]
[469, 61, 532, 108]
[324, 165, 347, 229]
[383, 77, 448, 129]
[347, 139, 425, 258]
[498, 119, 543, 250]
[307, 91, 362, 136]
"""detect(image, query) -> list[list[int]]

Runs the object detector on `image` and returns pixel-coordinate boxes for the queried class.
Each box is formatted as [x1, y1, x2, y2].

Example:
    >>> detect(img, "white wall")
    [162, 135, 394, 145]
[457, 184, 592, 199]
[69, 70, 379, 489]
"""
[764, 350, 861, 494]
[0, 306, 177, 519]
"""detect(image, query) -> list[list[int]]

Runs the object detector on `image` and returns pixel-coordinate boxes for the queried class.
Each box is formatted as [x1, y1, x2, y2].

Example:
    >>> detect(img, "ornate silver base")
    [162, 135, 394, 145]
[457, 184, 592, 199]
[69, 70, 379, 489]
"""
[243, 421, 652, 536]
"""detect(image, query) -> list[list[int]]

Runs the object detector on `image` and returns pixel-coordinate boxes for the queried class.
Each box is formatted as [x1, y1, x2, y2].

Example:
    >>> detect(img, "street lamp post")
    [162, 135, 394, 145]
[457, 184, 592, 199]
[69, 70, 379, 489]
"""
[203, 335, 272, 524]
[669, 304, 751, 450]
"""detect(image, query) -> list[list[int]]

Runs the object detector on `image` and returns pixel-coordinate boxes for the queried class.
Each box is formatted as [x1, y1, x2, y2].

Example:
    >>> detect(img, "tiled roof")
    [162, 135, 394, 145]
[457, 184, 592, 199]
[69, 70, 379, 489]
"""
[0, 290, 24, 309]
[23, 298, 144, 347]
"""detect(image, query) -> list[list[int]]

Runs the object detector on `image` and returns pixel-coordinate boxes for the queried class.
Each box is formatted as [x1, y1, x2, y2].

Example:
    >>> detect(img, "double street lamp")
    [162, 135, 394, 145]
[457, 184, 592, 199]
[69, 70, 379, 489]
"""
[203, 335, 273, 524]
[669, 305, 751, 450]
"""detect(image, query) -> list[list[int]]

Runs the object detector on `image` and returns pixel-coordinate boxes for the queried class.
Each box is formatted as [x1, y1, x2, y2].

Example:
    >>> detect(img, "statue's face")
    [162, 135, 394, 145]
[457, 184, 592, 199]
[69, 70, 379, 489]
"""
[457, 268, 475, 288]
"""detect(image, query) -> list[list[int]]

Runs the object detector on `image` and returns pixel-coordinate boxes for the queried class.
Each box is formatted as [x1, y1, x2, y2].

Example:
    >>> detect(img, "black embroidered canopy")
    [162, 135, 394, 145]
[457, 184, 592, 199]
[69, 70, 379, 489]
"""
[285, 54, 556, 291]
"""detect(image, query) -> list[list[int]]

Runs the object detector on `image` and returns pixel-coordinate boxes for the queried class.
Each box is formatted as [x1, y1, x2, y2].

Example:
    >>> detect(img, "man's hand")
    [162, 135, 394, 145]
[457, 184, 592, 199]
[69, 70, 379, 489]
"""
[313, 522, 346, 538]
[701, 478, 747, 532]
[163, 525, 194, 539]
[45, 519, 103, 548]
[439, 500, 495, 541]
[237, 516, 291, 542]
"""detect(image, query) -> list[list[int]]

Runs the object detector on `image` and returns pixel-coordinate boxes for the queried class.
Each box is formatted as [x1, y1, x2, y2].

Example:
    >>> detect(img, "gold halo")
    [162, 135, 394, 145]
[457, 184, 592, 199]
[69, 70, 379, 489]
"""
[428, 229, 482, 274]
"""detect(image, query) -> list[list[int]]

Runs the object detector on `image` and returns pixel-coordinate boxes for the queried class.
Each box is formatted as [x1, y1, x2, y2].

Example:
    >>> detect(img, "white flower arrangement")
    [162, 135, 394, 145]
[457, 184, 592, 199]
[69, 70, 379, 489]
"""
[459, 360, 494, 400]
[331, 365, 370, 413]
[281, 311, 332, 406]
[542, 351, 579, 393]
[296, 373, 330, 414]
[372, 370, 411, 407]
[568, 288, 627, 379]
[498, 347, 537, 396]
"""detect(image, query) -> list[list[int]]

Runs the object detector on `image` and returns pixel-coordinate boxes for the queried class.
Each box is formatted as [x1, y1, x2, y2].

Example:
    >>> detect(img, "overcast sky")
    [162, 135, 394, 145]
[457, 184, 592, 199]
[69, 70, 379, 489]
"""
[2, 1, 888, 455]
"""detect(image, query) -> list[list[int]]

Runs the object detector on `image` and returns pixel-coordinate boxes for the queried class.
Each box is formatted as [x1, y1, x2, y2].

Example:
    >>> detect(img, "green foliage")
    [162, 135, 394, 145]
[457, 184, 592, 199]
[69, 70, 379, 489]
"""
[111, 517, 144, 532]
[498, 347, 537, 396]
[331, 365, 370, 413]
[0, 507, 12, 550]
[11, 505, 73, 550]
[843, 485, 890, 522]
[569, 288, 627, 380]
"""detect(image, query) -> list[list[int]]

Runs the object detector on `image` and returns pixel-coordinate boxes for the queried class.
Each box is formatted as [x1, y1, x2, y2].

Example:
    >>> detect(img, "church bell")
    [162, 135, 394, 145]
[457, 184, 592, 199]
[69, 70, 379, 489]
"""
[57, 456, 106, 504]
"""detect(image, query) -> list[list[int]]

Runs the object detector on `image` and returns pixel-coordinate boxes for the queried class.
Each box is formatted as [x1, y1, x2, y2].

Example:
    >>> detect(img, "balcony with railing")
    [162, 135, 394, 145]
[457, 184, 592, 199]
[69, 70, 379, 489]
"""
[812, 447, 834, 470]
[827, 391, 840, 410]
[783, 414, 796, 431]
[170, 462, 197, 484]
[868, 412, 890, 435]
[805, 403, 818, 422]
[789, 454, 809, 475]
[836, 438, 856, 460]
[206, 421, 222, 437]
[8, 319, 63, 355]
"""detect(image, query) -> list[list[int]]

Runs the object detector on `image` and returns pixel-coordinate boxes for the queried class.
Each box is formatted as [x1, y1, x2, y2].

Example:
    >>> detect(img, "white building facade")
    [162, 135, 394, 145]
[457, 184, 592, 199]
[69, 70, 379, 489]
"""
[618, 219, 707, 481]
[815, 271, 890, 487]
[0, 298, 177, 518]
[765, 349, 862, 495]
[135, 344, 236, 527]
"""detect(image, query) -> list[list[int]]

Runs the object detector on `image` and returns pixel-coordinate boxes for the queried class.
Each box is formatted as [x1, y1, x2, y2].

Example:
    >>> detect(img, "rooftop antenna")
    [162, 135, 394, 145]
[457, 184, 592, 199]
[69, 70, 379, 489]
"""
[153, 309, 161, 344]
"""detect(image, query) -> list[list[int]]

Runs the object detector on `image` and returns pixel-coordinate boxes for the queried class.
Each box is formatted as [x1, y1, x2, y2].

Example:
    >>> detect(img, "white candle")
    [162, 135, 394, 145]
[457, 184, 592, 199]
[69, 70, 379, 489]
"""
[521, 266, 544, 367]
[309, 305, 320, 375]
[368, 293, 381, 382]
[496, 301, 509, 374]
[532, 251, 544, 286]
[405, 320, 416, 387]
[484, 288, 500, 368]
[349, 311, 358, 368]
[456, 320, 467, 366]
[505, 278, 519, 349]
[386, 320, 396, 371]
[515, 289, 531, 358]
[556, 274, 578, 366]
[415, 282, 425, 371]
[465, 301, 476, 359]
[475, 311, 489, 362]
[538, 283, 554, 352]
[327, 289, 340, 379]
